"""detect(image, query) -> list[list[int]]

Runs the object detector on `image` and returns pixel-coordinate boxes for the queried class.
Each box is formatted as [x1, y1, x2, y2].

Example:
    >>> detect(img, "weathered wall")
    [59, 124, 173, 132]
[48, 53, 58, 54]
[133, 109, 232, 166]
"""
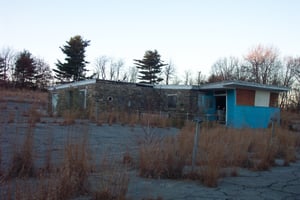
[92, 80, 163, 113]
[156, 88, 200, 115]
[49, 83, 96, 116]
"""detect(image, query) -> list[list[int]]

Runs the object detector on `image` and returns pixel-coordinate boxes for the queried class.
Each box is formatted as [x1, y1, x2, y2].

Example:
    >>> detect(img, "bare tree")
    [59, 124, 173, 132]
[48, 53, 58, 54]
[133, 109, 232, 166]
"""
[184, 70, 192, 85]
[109, 59, 116, 80]
[170, 75, 180, 85]
[210, 57, 241, 81]
[243, 45, 281, 84]
[128, 66, 138, 83]
[94, 56, 108, 79]
[195, 71, 206, 85]
[164, 60, 176, 85]
[0, 47, 15, 81]
[293, 58, 300, 83]
[115, 59, 124, 81]
[279, 57, 300, 108]
[34, 58, 53, 89]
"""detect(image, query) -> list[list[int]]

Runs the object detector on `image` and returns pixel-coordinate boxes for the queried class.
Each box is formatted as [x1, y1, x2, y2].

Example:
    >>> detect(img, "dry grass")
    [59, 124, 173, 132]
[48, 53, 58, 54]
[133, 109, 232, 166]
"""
[26, 105, 42, 127]
[60, 110, 79, 125]
[95, 111, 174, 128]
[138, 122, 300, 187]
[56, 133, 92, 199]
[92, 158, 129, 200]
[138, 129, 186, 179]
[6, 127, 35, 179]
[0, 88, 48, 106]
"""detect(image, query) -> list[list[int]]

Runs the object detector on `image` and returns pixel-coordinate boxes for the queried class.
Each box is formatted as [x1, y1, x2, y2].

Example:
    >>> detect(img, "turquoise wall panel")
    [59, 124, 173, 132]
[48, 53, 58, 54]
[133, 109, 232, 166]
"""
[202, 92, 216, 121]
[226, 89, 235, 127]
[233, 105, 280, 128]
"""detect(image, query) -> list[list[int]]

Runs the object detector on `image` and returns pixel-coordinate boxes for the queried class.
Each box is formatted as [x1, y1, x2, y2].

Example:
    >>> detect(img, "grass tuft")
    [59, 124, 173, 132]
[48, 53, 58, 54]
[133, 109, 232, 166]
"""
[6, 127, 35, 179]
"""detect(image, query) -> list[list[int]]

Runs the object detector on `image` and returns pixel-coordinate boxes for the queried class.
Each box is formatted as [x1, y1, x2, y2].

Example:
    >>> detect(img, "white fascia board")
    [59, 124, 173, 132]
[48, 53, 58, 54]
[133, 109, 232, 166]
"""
[48, 79, 97, 91]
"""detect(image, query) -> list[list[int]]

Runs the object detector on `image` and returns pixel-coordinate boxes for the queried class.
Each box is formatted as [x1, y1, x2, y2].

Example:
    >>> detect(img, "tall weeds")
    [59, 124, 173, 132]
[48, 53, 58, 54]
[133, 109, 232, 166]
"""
[92, 158, 129, 200]
[56, 133, 91, 199]
[6, 126, 35, 179]
[138, 123, 300, 187]
[139, 129, 186, 179]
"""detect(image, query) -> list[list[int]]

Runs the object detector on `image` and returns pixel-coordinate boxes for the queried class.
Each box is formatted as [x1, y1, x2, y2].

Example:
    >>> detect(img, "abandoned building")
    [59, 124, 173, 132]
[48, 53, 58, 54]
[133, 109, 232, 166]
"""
[48, 79, 289, 128]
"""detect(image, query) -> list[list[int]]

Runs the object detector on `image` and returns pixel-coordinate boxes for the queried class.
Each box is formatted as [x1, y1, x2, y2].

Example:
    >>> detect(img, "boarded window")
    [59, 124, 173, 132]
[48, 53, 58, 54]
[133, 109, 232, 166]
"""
[254, 90, 270, 107]
[236, 89, 255, 106]
[167, 94, 177, 109]
[269, 92, 279, 107]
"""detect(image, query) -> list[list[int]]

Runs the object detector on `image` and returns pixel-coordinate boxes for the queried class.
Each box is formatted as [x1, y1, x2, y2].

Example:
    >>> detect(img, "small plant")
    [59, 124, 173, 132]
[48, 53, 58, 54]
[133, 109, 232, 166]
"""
[122, 150, 133, 166]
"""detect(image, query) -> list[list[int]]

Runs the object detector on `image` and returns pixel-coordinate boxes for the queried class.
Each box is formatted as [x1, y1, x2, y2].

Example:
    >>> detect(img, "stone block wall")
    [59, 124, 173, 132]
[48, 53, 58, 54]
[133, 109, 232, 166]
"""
[92, 80, 163, 113]
[49, 79, 202, 120]
[157, 88, 201, 118]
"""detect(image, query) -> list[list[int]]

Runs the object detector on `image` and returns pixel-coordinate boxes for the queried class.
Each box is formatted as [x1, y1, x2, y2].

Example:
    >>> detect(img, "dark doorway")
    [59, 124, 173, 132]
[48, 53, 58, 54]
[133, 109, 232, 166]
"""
[216, 95, 226, 124]
[216, 96, 226, 110]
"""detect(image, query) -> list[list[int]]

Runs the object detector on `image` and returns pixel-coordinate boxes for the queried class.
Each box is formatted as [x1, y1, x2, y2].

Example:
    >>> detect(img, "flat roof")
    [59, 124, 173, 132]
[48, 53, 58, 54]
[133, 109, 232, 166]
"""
[199, 80, 289, 92]
[154, 85, 195, 90]
[48, 79, 289, 93]
[48, 79, 97, 91]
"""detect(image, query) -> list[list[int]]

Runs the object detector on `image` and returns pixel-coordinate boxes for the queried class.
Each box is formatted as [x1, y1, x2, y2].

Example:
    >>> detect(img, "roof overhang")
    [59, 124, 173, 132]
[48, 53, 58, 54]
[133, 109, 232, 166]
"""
[199, 81, 289, 93]
[48, 79, 97, 91]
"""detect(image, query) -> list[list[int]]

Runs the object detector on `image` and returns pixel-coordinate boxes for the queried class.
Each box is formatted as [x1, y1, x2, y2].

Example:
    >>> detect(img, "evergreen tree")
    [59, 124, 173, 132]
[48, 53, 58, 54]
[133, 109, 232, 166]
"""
[53, 35, 90, 82]
[134, 50, 167, 84]
[14, 50, 36, 88]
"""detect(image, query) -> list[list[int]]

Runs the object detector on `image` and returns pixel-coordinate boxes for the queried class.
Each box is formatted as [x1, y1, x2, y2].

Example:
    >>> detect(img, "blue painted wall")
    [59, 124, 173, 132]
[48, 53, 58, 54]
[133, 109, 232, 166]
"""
[232, 105, 280, 128]
[226, 89, 280, 128]
[203, 89, 280, 128]
[202, 92, 216, 121]
[226, 89, 236, 127]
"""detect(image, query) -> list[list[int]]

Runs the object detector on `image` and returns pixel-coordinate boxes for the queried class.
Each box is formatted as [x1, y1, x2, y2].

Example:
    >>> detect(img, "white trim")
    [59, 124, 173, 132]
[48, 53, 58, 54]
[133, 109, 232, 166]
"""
[154, 85, 194, 90]
[200, 80, 289, 92]
[48, 79, 96, 91]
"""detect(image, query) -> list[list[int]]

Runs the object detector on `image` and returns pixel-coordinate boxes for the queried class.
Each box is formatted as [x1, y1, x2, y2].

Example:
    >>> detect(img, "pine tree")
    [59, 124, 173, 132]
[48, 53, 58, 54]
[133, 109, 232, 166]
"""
[14, 50, 36, 88]
[53, 35, 90, 82]
[134, 50, 167, 84]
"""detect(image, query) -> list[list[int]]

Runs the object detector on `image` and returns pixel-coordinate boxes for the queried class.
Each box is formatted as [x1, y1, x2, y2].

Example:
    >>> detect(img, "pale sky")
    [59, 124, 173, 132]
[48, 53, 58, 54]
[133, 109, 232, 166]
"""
[1, 0, 300, 78]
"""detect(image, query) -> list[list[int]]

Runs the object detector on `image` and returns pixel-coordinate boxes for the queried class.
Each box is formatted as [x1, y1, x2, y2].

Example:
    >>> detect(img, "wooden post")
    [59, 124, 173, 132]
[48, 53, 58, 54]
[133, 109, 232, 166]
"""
[192, 117, 203, 172]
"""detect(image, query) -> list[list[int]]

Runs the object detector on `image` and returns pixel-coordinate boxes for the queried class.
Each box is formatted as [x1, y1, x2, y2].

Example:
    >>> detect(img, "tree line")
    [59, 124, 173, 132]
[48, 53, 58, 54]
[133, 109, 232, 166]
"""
[0, 48, 52, 90]
[1, 35, 300, 111]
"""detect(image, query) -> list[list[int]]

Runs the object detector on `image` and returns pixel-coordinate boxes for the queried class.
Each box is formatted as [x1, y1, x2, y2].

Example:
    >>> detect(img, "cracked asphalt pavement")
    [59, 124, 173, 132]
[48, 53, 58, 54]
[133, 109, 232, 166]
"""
[0, 102, 299, 200]
[127, 161, 300, 200]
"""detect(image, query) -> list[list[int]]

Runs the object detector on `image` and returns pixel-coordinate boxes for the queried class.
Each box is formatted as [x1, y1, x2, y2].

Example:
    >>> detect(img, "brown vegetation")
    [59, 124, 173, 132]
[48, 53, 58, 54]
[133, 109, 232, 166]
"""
[138, 122, 300, 187]
[0, 88, 48, 106]
[6, 127, 35, 179]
